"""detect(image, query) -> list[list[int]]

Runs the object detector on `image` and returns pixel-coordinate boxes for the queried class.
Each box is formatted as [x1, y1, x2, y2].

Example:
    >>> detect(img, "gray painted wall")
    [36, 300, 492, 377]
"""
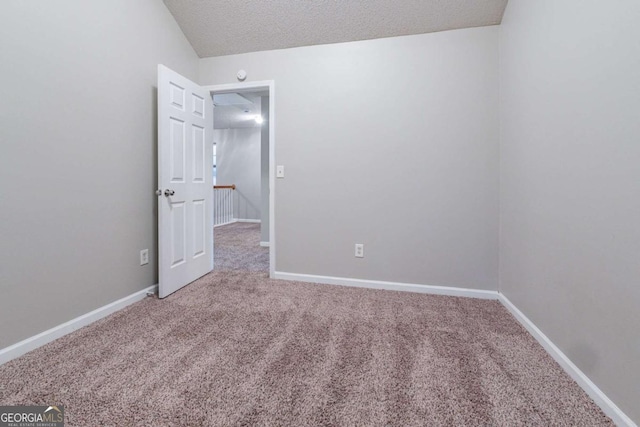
[199, 27, 500, 290]
[0, 0, 198, 348]
[260, 96, 270, 243]
[500, 0, 640, 422]
[215, 128, 262, 221]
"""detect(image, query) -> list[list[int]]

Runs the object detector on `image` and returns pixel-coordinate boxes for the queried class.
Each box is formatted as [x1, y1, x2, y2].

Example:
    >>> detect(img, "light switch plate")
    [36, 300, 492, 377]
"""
[276, 165, 285, 178]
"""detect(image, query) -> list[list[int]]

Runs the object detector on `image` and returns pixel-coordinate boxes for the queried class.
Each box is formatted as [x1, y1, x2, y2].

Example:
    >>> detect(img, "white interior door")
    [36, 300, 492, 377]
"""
[158, 65, 213, 298]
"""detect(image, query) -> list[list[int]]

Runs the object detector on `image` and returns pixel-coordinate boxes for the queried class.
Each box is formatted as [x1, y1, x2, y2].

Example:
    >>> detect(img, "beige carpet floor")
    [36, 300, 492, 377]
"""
[0, 223, 612, 426]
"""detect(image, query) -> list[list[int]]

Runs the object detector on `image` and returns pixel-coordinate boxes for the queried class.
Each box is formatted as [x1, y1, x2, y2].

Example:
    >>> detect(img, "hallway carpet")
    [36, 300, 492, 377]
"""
[0, 223, 611, 425]
[213, 222, 269, 272]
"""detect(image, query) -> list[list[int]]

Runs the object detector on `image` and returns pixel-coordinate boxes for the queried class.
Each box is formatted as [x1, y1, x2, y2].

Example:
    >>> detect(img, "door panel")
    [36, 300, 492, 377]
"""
[170, 201, 186, 267]
[192, 125, 205, 182]
[193, 199, 205, 258]
[158, 65, 213, 298]
[170, 118, 185, 182]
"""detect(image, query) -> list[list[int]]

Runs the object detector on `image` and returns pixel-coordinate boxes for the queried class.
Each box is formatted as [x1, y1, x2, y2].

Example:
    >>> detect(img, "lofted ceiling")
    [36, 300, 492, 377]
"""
[163, 0, 509, 58]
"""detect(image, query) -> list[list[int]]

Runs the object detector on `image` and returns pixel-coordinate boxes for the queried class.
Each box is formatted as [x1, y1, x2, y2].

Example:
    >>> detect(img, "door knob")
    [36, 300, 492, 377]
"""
[164, 189, 175, 197]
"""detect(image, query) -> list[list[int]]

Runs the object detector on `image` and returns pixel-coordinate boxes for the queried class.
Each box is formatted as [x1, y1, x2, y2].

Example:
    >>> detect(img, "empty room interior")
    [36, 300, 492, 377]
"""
[0, 0, 638, 425]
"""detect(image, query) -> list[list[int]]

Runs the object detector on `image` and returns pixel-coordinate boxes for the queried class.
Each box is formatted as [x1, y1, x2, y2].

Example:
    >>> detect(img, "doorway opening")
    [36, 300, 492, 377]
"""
[205, 82, 275, 277]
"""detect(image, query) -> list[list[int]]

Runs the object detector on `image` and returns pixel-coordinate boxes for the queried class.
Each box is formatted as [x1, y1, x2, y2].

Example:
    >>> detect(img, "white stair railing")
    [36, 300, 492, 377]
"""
[214, 184, 235, 227]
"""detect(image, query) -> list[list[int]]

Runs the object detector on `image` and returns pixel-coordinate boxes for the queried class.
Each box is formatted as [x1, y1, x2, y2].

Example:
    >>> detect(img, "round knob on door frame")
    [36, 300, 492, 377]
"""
[164, 189, 175, 197]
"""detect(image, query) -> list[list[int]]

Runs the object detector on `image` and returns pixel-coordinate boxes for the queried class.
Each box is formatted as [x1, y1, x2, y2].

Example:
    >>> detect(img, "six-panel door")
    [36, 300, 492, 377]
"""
[158, 65, 213, 298]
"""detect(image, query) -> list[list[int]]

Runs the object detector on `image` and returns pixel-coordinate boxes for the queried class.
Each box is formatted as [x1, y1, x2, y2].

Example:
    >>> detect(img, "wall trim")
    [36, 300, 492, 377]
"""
[498, 294, 636, 427]
[214, 220, 236, 228]
[260, 241, 270, 247]
[235, 219, 261, 224]
[0, 285, 157, 366]
[273, 271, 498, 300]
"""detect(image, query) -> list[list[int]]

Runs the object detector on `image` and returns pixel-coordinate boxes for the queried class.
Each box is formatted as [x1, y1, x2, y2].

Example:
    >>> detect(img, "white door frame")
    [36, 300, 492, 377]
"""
[203, 81, 276, 278]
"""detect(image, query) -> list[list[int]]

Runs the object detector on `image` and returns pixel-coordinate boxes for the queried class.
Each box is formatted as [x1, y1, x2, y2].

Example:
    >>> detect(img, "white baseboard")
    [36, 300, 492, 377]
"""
[499, 294, 636, 427]
[273, 271, 498, 300]
[260, 241, 270, 247]
[214, 219, 260, 228]
[0, 284, 157, 366]
[214, 220, 236, 228]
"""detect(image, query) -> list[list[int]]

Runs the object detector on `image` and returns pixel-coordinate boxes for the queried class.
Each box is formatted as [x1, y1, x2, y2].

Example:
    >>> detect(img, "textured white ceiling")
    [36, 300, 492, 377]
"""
[163, 0, 508, 58]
